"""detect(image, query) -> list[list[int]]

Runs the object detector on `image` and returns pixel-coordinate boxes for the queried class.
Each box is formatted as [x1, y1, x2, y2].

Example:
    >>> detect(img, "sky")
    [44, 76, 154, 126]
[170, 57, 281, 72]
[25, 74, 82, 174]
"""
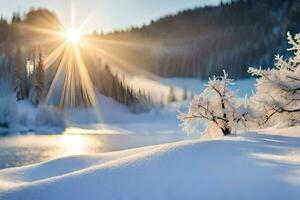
[0, 0, 221, 33]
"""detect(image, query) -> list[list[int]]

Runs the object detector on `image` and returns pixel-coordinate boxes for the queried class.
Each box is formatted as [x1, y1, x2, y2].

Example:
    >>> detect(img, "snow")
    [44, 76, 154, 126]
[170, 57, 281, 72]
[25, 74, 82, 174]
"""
[161, 77, 255, 98]
[65, 92, 190, 134]
[0, 77, 255, 135]
[34, 105, 65, 129]
[64, 77, 255, 135]
[127, 76, 256, 102]
[0, 95, 184, 135]
[1, 127, 300, 199]
[0, 96, 18, 128]
[0, 100, 65, 134]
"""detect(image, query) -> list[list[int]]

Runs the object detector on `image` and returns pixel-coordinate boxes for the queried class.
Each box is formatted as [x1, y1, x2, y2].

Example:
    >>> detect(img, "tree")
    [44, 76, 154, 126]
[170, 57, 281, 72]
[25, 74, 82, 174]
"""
[249, 32, 300, 127]
[96, 63, 152, 113]
[100, 0, 288, 79]
[179, 71, 247, 135]
[0, 17, 9, 43]
[182, 87, 188, 101]
[168, 87, 176, 102]
[11, 12, 21, 23]
[30, 46, 45, 105]
[14, 47, 26, 101]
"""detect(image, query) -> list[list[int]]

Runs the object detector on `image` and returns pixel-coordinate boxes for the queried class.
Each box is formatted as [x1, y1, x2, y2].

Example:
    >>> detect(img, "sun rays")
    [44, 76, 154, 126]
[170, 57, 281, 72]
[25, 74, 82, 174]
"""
[20, 3, 162, 124]
[33, 15, 100, 124]
[65, 28, 81, 43]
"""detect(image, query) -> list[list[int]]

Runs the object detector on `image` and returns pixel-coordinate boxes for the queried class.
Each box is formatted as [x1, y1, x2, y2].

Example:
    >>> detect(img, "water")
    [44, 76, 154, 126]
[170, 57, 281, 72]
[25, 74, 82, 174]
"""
[0, 133, 193, 170]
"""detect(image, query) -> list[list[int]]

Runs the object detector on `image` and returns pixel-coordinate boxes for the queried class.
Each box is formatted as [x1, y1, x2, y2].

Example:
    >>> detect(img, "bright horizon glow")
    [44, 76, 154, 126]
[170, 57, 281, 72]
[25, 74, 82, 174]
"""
[65, 28, 81, 44]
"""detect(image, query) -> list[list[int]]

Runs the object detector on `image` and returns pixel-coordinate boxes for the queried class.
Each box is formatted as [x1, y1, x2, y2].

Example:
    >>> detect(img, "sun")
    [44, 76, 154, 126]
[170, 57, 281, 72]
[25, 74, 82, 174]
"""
[65, 28, 81, 43]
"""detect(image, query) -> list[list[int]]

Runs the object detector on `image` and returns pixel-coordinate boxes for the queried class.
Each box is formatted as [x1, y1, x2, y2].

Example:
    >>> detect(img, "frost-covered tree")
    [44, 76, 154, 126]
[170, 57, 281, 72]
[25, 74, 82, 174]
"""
[179, 71, 247, 135]
[30, 47, 45, 105]
[249, 32, 300, 127]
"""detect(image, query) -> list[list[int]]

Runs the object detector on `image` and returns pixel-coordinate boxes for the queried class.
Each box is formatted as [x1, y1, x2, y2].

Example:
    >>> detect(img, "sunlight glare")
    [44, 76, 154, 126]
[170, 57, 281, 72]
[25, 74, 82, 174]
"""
[65, 28, 80, 43]
[58, 135, 91, 155]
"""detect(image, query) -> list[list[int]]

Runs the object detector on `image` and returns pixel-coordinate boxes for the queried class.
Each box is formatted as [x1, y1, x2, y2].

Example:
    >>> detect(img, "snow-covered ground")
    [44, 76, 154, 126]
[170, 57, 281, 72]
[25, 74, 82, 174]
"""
[65, 77, 254, 133]
[1, 77, 299, 199]
[1, 127, 300, 200]
[0, 77, 255, 134]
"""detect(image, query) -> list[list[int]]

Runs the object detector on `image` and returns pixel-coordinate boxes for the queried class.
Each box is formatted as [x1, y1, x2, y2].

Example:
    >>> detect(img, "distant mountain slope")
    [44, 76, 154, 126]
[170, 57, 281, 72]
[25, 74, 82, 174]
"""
[95, 0, 300, 79]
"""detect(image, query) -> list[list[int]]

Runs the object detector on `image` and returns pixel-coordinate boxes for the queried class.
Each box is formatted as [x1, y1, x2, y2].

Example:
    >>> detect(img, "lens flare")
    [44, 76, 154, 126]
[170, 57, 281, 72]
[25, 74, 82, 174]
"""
[65, 28, 80, 43]
[24, 4, 161, 125]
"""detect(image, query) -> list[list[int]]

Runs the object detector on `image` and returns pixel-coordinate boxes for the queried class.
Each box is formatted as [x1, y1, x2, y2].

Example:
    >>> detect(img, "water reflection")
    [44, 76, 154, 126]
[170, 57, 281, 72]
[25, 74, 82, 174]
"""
[0, 134, 103, 169]
[58, 135, 102, 155]
[0, 133, 195, 169]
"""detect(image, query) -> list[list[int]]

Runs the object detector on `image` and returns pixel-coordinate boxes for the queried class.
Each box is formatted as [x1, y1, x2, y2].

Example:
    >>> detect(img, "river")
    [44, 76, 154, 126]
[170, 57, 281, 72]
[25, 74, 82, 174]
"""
[0, 133, 195, 169]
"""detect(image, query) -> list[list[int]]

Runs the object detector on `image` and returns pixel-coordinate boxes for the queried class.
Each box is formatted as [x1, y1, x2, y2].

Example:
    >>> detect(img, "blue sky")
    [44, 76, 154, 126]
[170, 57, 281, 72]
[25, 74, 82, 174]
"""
[0, 0, 221, 32]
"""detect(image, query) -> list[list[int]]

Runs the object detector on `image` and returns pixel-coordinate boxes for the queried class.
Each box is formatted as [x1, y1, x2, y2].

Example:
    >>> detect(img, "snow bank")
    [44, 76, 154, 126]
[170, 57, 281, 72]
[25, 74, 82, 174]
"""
[65, 93, 190, 134]
[1, 77, 255, 134]
[0, 79, 13, 97]
[66, 93, 143, 124]
[0, 100, 67, 134]
[0, 96, 18, 128]
[1, 129, 300, 200]
[35, 105, 65, 129]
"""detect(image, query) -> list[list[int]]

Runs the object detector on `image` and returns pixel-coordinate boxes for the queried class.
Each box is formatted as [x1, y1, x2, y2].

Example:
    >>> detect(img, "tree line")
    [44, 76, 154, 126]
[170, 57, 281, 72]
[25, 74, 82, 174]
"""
[96, 62, 153, 113]
[94, 0, 300, 79]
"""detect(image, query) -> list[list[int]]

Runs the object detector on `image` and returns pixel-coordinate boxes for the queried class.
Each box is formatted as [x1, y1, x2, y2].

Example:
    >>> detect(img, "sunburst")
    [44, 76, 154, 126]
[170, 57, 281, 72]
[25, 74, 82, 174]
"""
[20, 2, 162, 123]
[38, 6, 103, 122]
[65, 28, 81, 44]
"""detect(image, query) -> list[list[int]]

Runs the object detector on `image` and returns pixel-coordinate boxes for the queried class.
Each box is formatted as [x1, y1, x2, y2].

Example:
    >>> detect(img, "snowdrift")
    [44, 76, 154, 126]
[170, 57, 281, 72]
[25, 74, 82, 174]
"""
[1, 128, 300, 200]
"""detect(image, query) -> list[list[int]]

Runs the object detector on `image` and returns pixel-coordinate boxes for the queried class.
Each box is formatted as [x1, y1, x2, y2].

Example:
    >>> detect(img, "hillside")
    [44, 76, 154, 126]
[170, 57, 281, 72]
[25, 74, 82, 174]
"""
[94, 0, 300, 79]
[0, 9, 152, 112]
[1, 127, 300, 199]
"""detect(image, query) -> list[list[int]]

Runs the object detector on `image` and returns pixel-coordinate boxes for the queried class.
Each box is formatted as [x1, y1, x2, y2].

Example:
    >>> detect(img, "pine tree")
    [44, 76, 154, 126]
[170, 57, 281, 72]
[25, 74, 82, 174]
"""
[96, 63, 153, 113]
[14, 47, 26, 101]
[182, 87, 188, 101]
[30, 46, 45, 105]
[11, 12, 21, 23]
[167, 87, 176, 102]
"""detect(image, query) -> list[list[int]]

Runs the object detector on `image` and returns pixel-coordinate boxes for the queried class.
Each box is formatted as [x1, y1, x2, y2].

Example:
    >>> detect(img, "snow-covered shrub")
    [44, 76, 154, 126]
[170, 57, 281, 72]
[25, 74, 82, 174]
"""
[34, 105, 66, 129]
[129, 102, 151, 114]
[0, 79, 13, 97]
[0, 96, 18, 128]
[179, 71, 247, 136]
[19, 112, 31, 127]
[249, 32, 300, 127]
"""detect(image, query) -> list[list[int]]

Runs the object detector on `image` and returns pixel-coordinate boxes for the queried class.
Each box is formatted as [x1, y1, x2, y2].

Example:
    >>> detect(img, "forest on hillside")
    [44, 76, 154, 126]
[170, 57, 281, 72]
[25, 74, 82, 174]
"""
[94, 0, 300, 79]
